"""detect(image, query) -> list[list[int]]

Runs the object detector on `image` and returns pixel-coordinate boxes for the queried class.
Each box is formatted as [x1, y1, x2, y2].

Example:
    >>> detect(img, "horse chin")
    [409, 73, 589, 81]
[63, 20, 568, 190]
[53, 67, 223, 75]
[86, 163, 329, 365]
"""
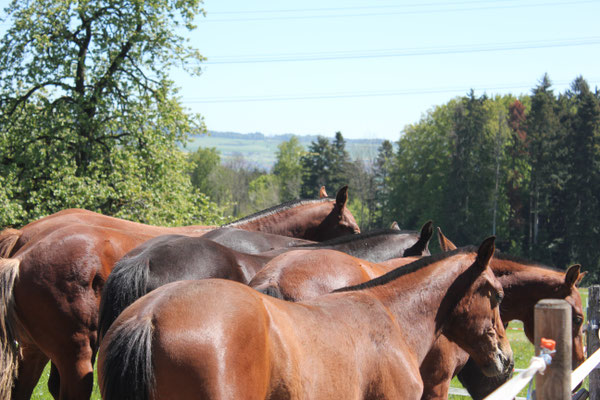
[480, 348, 514, 377]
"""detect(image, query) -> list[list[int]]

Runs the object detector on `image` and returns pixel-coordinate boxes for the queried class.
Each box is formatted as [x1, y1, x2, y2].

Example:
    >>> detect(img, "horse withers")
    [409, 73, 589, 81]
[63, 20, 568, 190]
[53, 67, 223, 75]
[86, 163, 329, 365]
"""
[98, 237, 512, 400]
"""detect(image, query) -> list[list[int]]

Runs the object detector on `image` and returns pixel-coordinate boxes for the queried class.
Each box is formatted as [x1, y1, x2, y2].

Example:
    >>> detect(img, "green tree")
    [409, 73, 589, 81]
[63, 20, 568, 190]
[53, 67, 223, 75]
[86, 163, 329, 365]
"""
[189, 147, 221, 197]
[347, 158, 375, 229]
[390, 101, 454, 231]
[300, 136, 334, 198]
[443, 90, 495, 244]
[0, 0, 221, 226]
[505, 99, 530, 253]
[560, 77, 600, 280]
[373, 140, 395, 227]
[272, 136, 305, 201]
[330, 131, 352, 191]
[526, 74, 562, 259]
[248, 174, 281, 212]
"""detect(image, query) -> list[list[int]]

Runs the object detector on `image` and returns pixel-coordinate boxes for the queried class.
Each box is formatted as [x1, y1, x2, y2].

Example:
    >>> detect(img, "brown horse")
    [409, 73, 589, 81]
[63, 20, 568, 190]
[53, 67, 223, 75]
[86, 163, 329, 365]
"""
[98, 237, 513, 400]
[0, 188, 360, 400]
[0, 186, 360, 259]
[249, 228, 586, 400]
[249, 249, 418, 301]
[97, 222, 432, 341]
[416, 228, 587, 400]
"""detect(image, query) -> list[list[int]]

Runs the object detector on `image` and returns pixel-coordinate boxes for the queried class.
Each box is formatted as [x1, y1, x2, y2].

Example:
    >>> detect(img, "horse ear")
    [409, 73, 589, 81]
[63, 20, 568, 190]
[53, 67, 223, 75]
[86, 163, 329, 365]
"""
[335, 186, 349, 210]
[437, 227, 457, 252]
[420, 221, 433, 242]
[565, 264, 583, 287]
[390, 221, 400, 230]
[319, 186, 328, 198]
[475, 236, 496, 270]
[403, 220, 433, 257]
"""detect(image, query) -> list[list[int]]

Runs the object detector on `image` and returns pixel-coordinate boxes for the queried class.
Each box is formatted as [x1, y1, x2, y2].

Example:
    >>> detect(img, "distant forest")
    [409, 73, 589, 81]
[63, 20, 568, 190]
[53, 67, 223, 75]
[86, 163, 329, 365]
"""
[188, 74, 600, 283]
[186, 130, 384, 169]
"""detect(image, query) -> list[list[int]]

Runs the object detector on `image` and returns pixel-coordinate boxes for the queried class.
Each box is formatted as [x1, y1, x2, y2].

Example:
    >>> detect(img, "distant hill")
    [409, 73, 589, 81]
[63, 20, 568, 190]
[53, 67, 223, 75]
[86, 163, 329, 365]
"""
[185, 131, 385, 170]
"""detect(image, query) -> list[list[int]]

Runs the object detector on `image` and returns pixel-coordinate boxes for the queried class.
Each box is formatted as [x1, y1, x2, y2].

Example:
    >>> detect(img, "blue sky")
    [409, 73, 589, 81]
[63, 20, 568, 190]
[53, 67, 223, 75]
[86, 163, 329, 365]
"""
[183, 0, 600, 141]
[2, 0, 600, 141]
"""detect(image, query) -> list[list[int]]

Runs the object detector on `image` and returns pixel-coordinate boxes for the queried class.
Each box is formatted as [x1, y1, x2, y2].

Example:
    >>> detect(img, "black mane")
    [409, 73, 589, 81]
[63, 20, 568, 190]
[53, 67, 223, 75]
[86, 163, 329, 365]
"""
[300, 228, 418, 247]
[334, 246, 477, 293]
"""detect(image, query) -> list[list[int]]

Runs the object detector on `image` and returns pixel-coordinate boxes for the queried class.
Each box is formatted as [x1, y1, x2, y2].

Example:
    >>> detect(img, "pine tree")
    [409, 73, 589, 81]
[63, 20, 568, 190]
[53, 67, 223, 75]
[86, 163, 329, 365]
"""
[300, 136, 334, 198]
[561, 77, 600, 279]
[373, 140, 395, 227]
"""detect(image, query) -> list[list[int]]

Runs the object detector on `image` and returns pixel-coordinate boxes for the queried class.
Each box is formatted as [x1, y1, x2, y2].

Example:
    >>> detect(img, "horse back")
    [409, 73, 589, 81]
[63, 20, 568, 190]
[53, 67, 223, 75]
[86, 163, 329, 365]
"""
[106, 279, 421, 399]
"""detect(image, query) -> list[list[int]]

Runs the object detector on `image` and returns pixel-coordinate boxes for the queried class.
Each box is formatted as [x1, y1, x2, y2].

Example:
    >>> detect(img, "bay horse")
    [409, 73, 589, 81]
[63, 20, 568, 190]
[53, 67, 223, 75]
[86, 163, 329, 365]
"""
[97, 221, 433, 341]
[0, 188, 360, 400]
[416, 228, 587, 400]
[0, 186, 360, 259]
[98, 237, 513, 400]
[249, 249, 418, 301]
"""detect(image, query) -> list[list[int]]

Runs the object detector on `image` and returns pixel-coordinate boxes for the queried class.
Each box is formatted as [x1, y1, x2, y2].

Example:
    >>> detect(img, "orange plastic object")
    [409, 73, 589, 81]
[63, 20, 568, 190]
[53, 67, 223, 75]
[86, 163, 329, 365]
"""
[540, 338, 556, 351]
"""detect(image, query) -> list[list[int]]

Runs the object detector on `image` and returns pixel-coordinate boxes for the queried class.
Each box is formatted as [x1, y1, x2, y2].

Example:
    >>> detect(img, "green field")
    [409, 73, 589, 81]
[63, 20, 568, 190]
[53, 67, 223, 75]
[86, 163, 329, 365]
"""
[28, 289, 591, 399]
[185, 131, 384, 169]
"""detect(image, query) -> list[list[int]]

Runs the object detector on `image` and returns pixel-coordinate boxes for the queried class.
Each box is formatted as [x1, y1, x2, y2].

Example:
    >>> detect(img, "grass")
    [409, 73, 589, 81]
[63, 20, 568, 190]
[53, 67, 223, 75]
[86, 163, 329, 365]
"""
[28, 289, 591, 399]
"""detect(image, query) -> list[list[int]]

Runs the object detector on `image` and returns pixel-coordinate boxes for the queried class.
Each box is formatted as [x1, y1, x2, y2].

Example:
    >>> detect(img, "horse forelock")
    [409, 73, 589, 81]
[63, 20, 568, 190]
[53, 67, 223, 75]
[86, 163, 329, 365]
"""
[223, 198, 334, 227]
[334, 246, 477, 293]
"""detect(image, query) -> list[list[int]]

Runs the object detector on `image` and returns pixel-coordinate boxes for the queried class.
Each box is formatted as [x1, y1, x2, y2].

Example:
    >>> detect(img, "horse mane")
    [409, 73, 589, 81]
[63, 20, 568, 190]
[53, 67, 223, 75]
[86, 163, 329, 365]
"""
[223, 198, 334, 227]
[334, 246, 477, 293]
[299, 228, 418, 247]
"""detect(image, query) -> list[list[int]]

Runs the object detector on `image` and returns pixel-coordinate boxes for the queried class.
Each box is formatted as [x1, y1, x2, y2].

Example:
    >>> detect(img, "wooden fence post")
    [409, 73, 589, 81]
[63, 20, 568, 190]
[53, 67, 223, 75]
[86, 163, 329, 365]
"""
[589, 285, 600, 400]
[535, 299, 572, 400]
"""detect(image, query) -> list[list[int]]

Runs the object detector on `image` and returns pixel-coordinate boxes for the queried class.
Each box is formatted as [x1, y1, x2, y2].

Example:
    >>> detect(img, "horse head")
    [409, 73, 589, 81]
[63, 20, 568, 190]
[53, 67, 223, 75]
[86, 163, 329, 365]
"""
[443, 237, 513, 377]
[312, 186, 360, 241]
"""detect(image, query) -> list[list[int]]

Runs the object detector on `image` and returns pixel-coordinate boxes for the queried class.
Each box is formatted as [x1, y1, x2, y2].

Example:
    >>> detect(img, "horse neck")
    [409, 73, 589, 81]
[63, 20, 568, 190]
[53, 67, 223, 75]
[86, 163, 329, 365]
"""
[364, 253, 476, 364]
[320, 233, 413, 262]
[228, 202, 332, 238]
[491, 259, 567, 323]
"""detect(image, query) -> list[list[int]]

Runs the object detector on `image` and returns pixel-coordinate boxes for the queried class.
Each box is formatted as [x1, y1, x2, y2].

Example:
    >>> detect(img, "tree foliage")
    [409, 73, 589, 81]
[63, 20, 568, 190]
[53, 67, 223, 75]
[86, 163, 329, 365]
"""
[0, 0, 227, 226]
[272, 136, 305, 201]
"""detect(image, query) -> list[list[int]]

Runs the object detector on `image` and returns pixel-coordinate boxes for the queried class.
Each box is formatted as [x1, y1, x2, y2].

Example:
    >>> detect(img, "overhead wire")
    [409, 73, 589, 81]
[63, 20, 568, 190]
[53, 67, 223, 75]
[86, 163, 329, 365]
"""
[180, 79, 600, 104]
[202, 0, 599, 22]
[203, 37, 600, 64]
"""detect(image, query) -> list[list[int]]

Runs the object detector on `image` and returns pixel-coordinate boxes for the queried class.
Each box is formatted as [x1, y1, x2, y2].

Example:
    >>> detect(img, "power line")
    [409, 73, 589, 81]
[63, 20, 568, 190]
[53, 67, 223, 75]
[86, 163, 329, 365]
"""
[203, 37, 600, 64]
[207, 0, 513, 15]
[202, 0, 599, 22]
[181, 79, 600, 104]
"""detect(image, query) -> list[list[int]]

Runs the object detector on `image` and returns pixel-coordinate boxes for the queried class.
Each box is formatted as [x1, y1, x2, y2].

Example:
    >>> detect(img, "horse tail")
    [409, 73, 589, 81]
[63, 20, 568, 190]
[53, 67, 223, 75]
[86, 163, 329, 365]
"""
[0, 229, 22, 258]
[98, 255, 149, 341]
[0, 258, 21, 399]
[99, 313, 154, 400]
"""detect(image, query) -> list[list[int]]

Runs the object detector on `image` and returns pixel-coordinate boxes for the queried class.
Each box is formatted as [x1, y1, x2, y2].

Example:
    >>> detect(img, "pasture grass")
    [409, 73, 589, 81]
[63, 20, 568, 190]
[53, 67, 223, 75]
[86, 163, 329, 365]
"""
[29, 289, 591, 399]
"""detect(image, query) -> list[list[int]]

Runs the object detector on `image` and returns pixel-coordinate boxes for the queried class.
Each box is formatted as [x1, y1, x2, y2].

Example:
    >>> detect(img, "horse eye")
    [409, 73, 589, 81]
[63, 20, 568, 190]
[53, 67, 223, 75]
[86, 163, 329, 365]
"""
[494, 292, 504, 304]
[574, 315, 583, 326]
